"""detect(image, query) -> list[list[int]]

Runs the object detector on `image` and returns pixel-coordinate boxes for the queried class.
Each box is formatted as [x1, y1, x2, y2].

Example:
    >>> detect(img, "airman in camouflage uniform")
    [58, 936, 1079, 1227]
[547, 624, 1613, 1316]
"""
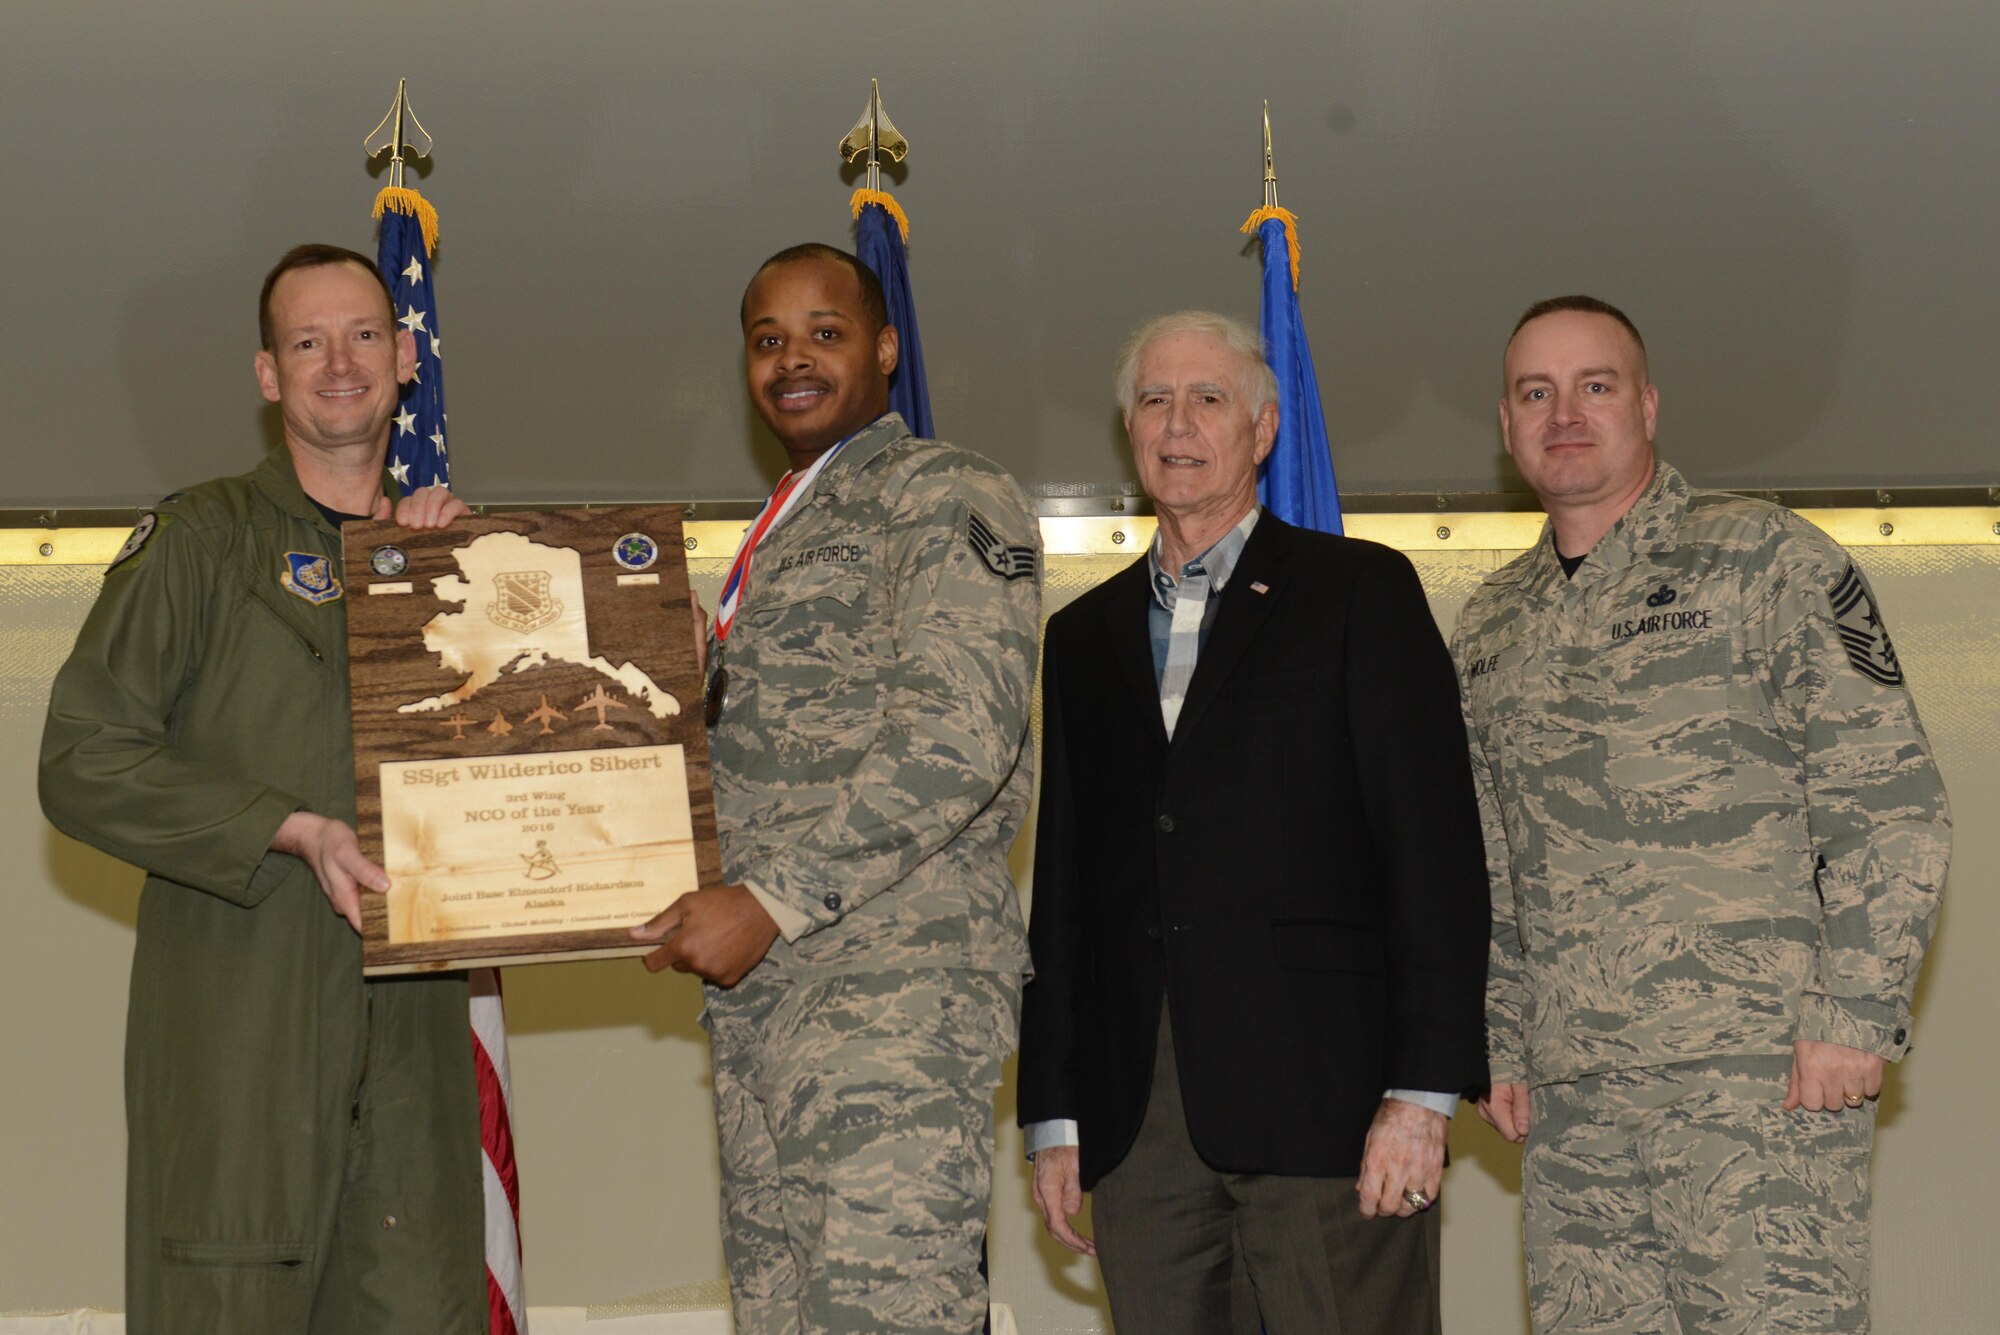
[634, 245, 1039, 1335]
[1456, 297, 1948, 1333]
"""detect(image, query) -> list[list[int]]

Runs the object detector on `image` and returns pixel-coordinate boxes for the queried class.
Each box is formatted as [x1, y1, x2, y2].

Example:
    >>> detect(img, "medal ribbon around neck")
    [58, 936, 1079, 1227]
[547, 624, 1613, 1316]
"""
[713, 437, 852, 644]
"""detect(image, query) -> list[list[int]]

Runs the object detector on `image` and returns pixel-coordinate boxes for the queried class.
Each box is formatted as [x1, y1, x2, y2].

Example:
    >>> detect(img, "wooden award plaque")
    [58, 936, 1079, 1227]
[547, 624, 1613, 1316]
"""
[345, 505, 720, 975]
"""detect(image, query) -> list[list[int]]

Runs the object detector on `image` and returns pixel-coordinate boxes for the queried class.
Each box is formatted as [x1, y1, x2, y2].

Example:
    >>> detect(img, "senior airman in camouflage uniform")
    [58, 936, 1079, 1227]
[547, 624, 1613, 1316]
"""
[1455, 297, 1948, 1334]
[634, 245, 1040, 1335]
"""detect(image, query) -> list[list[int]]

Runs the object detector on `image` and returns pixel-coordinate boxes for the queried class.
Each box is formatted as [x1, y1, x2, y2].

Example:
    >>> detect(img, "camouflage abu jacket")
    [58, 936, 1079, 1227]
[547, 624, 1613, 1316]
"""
[708, 414, 1041, 983]
[1453, 462, 1949, 1086]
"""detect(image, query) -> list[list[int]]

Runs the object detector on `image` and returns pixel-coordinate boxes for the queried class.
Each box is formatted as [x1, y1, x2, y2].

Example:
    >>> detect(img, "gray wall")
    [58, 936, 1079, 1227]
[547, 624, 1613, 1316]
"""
[4, 1, 1997, 509]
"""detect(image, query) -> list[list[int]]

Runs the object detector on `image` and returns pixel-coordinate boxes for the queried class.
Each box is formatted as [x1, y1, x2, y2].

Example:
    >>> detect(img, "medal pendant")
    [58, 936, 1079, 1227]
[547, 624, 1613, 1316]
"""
[704, 665, 729, 728]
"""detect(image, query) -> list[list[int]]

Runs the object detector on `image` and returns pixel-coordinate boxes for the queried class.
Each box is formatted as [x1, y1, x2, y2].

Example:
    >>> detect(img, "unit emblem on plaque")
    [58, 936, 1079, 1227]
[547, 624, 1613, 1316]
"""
[614, 532, 660, 572]
[488, 570, 562, 634]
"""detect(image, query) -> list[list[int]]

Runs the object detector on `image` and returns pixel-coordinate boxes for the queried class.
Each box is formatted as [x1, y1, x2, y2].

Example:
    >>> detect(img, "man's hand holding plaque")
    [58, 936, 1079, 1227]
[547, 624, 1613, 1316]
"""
[632, 883, 778, 986]
[271, 810, 390, 934]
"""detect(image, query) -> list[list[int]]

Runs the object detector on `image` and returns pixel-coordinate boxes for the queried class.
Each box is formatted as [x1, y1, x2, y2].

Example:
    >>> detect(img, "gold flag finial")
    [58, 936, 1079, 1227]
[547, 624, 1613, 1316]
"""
[1241, 101, 1300, 291]
[1262, 99, 1279, 209]
[366, 78, 433, 190]
[839, 78, 909, 194]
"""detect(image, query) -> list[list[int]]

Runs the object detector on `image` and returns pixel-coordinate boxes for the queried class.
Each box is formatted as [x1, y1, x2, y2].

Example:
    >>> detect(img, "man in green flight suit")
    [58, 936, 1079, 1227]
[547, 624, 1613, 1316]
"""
[1457, 296, 1950, 1333]
[632, 244, 1042, 1335]
[40, 244, 487, 1334]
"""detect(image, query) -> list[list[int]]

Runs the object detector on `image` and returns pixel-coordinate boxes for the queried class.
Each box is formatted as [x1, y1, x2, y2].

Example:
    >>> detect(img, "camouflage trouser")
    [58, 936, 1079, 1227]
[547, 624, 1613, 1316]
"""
[706, 967, 1020, 1335]
[1525, 1055, 1874, 1334]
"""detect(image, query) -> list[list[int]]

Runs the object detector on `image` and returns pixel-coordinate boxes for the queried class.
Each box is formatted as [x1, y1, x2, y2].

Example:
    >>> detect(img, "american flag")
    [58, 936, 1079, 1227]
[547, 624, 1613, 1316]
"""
[374, 187, 451, 489]
[373, 184, 522, 1335]
[470, 970, 526, 1335]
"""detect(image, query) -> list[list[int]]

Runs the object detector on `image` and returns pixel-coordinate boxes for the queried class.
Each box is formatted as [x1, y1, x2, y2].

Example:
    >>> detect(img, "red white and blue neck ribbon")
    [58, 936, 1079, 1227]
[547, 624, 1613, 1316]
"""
[713, 437, 852, 644]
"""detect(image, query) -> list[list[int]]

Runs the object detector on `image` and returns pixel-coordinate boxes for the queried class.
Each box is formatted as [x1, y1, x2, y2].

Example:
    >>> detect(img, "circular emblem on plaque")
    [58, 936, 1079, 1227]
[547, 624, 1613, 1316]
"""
[614, 532, 659, 572]
[369, 544, 409, 577]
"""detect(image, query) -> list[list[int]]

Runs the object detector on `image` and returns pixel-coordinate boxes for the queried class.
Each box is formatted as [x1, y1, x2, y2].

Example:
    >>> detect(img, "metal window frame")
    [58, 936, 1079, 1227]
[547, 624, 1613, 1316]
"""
[5, 491, 1997, 566]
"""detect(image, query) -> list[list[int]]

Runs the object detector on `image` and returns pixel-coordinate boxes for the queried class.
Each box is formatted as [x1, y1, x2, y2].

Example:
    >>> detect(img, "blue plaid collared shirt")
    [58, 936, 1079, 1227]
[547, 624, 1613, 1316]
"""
[1148, 507, 1261, 732]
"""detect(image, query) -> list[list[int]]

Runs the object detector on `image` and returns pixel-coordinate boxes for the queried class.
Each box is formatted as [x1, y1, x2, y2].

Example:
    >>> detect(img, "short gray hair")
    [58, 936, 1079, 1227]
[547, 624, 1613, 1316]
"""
[1114, 310, 1278, 421]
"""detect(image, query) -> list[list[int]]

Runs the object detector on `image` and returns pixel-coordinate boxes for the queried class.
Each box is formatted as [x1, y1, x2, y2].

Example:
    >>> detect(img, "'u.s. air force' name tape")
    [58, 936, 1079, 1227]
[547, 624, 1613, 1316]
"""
[966, 509, 1036, 581]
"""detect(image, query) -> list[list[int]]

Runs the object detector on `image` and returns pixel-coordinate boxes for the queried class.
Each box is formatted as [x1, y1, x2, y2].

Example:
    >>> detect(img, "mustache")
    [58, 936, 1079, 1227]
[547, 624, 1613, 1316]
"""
[768, 377, 832, 399]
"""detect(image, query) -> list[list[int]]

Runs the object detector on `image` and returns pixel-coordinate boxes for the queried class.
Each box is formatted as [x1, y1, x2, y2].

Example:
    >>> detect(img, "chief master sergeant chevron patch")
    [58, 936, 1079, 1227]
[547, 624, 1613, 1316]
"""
[1830, 562, 1904, 686]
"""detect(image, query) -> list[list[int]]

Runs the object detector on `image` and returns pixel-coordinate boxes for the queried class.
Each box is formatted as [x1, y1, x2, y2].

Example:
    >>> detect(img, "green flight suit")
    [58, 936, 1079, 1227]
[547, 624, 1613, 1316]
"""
[40, 451, 485, 1335]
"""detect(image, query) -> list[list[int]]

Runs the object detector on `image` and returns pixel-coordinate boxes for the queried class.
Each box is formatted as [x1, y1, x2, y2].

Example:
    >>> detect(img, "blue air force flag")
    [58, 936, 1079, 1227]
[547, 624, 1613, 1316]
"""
[1242, 206, 1342, 535]
[852, 189, 934, 440]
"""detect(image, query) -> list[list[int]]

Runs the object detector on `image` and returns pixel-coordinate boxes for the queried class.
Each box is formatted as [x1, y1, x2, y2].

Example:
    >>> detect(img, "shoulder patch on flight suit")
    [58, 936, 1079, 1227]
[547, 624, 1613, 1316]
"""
[280, 551, 343, 605]
[965, 509, 1036, 581]
[107, 513, 158, 571]
[1829, 563, 1903, 687]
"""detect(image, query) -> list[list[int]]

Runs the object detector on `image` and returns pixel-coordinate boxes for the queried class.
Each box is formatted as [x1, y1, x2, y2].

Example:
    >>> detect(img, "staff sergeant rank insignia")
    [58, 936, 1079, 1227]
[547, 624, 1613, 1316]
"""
[1830, 562, 1904, 686]
[966, 508, 1036, 581]
[280, 551, 342, 605]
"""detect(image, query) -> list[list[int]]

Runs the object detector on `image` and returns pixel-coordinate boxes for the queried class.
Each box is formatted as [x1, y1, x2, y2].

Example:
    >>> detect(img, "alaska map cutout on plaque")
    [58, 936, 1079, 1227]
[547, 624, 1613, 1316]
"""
[346, 506, 720, 975]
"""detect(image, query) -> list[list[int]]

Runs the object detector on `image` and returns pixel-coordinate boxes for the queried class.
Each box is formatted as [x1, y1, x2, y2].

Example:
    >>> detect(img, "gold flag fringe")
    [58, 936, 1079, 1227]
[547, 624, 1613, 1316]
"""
[849, 188, 911, 243]
[1239, 205, 1301, 291]
[372, 186, 440, 258]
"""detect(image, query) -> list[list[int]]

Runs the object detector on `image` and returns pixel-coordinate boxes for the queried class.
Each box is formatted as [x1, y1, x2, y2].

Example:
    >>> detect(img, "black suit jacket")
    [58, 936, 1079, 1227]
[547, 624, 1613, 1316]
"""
[1017, 514, 1490, 1188]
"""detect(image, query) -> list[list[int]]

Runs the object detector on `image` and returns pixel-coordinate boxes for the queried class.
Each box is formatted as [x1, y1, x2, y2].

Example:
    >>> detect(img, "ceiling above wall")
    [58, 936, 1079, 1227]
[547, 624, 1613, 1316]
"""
[3, 0, 1994, 507]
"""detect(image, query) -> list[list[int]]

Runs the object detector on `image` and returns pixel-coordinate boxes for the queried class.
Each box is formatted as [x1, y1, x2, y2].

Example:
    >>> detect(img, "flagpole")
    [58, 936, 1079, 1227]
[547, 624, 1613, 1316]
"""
[840, 79, 934, 438]
[1262, 99, 1279, 211]
[365, 82, 522, 1333]
[840, 78, 909, 195]
[1242, 100, 1344, 534]
[366, 78, 433, 191]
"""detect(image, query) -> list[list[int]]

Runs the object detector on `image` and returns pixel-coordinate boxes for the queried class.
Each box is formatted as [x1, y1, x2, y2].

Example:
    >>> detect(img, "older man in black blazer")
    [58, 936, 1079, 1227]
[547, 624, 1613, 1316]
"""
[1017, 311, 1490, 1334]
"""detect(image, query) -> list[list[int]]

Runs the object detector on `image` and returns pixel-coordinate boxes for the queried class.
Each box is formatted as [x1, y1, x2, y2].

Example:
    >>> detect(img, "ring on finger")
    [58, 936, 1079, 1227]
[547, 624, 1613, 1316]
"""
[1403, 1188, 1432, 1212]
[1842, 1093, 1865, 1108]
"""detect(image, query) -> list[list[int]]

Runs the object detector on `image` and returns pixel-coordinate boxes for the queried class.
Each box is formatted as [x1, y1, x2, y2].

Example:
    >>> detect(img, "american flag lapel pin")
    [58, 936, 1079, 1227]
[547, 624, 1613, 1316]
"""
[1250, 581, 1270, 595]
